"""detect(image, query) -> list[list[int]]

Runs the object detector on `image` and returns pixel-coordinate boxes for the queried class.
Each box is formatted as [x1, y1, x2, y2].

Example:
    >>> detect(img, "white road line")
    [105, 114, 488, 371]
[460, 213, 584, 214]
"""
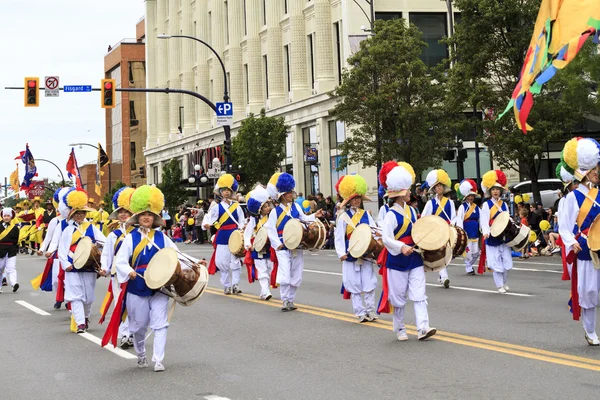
[304, 268, 341, 276]
[79, 333, 137, 360]
[204, 396, 232, 400]
[15, 300, 51, 316]
[512, 267, 561, 274]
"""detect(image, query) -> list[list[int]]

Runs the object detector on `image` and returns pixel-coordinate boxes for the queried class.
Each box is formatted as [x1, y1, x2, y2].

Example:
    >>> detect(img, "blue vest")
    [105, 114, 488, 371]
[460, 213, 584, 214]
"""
[431, 198, 453, 223]
[344, 209, 370, 262]
[127, 229, 166, 297]
[275, 203, 300, 249]
[461, 203, 480, 239]
[386, 207, 423, 271]
[485, 199, 508, 247]
[251, 215, 270, 260]
[67, 223, 97, 273]
[215, 202, 241, 245]
[574, 189, 600, 261]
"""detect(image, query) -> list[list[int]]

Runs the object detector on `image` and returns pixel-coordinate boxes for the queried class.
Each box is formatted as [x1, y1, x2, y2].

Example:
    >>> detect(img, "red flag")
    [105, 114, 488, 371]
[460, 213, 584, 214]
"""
[66, 148, 83, 189]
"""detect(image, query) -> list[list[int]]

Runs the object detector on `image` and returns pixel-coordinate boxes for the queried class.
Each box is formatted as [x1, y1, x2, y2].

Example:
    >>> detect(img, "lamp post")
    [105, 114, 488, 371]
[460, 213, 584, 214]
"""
[36, 158, 66, 186]
[69, 142, 112, 192]
[188, 164, 208, 202]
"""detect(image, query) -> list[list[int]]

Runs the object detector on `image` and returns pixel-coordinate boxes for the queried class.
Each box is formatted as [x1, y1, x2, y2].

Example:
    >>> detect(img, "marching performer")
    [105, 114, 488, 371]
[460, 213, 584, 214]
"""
[41, 199, 56, 241]
[99, 187, 136, 348]
[555, 162, 578, 280]
[109, 185, 179, 371]
[421, 169, 455, 288]
[378, 161, 437, 341]
[244, 185, 276, 300]
[334, 174, 378, 322]
[558, 137, 600, 346]
[266, 172, 323, 311]
[94, 200, 110, 234]
[0, 208, 21, 293]
[376, 185, 390, 228]
[31, 196, 45, 253]
[17, 199, 36, 255]
[58, 188, 106, 333]
[206, 174, 245, 295]
[479, 170, 512, 293]
[455, 179, 481, 275]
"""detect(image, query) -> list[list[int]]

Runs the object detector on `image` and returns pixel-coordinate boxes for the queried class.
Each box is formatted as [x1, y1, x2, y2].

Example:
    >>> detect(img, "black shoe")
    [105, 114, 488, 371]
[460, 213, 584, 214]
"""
[2, 277, 6, 286]
[288, 302, 298, 311]
[76, 324, 86, 334]
[12, 283, 19, 293]
[85, 318, 90, 330]
[281, 301, 291, 312]
[53, 301, 62, 309]
[467, 271, 476, 276]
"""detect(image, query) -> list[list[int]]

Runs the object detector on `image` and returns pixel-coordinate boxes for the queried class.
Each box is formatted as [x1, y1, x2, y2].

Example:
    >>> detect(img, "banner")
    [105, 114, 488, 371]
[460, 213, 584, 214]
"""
[95, 143, 110, 196]
[66, 148, 83, 190]
[17, 144, 37, 192]
[9, 164, 19, 199]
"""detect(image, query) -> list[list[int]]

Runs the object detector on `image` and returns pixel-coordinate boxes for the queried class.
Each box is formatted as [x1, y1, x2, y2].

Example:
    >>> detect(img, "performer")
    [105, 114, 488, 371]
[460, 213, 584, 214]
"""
[244, 185, 276, 300]
[111, 185, 178, 371]
[206, 174, 245, 295]
[17, 199, 36, 255]
[334, 174, 378, 322]
[558, 137, 600, 346]
[94, 200, 110, 234]
[378, 161, 436, 341]
[455, 179, 481, 275]
[99, 187, 136, 348]
[266, 172, 323, 311]
[376, 185, 390, 228]
[479, 170, 512, 293]
[31, 196, 45, 253]
[421, 169, 455, 288]
[0, 208, 21, 293]
[555, 162, 579, 280]
[86, 198, 97, 222]
[58, 188, 106, 333]
[41, 199, 56, 241]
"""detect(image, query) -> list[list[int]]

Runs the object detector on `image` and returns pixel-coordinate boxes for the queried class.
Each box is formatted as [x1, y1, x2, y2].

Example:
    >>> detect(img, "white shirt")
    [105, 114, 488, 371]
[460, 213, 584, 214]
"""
[382, 203, 414, 256]
[334, 208, 376, 259]
[377, 205, 389, 228]
[559, 185, 590, 247]
[422, 196, 456, 225]
[266, 202, 315, 250]
[455, 201, 480, 230]
[100, 222, 130, 274]
[206, 199, 245, 228]
[479, 197, 503, 236]
[58, 220, 106, 271]
[40, 217, 60, 253]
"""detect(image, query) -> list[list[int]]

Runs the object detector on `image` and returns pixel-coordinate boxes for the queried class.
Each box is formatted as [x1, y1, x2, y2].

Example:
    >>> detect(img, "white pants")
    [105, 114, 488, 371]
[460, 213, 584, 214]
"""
[438, 267, 449, 281]
[111, 275, 130, 338]
[255, 258, 274, 297]
[342, 260, 377, 317]
[276, 249, 303, 302]
[0, 255, 17, 287]
[52, 257, 61, 291]
[465, 240, 480, 273]
[215, 244, 241, 288]
[64, 272, 96, 325]
[487, 244, 512, 288]
[387, 267, 430, 332]
[127, 292, 169, 362]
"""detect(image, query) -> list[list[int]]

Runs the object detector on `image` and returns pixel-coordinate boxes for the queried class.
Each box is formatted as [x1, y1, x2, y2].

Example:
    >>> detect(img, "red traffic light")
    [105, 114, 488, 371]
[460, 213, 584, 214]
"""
[104, 81, 113, 90]
[27, 80, 37, 88]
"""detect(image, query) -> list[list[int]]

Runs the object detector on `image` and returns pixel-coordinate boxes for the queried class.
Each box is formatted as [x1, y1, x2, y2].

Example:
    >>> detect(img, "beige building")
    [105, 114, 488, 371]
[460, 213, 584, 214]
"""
[144, 0, 494, 209]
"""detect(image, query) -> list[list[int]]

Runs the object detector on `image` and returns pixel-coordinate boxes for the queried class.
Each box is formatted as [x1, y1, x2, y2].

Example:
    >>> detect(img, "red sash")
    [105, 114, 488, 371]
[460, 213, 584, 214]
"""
[244, 237, 257, 283]
[270, 248, 279, 288]
[207, 224, 237, 275]
[377, 236, 414, 314]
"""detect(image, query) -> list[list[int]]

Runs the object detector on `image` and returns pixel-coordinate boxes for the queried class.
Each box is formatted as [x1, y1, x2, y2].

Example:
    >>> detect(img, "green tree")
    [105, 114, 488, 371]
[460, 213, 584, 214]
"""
[446, 0, 600, 203]
[157, 159, 188, 215]
[232, 109, 288, 188]
[102, 181, 126, 214]
[329, 18, 454, 178]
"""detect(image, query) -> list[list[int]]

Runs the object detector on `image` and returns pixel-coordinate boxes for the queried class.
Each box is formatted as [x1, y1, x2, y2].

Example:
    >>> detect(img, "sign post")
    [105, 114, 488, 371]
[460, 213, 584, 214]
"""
[44, 76, 59, 97]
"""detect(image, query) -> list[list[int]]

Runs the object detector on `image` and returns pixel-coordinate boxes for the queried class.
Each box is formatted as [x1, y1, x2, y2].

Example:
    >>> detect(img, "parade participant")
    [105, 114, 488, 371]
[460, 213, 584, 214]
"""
[41, 199, 56, 240]
[266, 172, 323, 311]
[378, 161, 436, 341]
[86, 198, 96, 222]
[109, 185, 179, 371]
[206, 174, 245, 294]
[99, 186, 136, 349]
[479, 170, 512, 293]
[455, 179, 481, 275]
[244, 185, 276, 300]
[0, 208, 21, 293]
[94, 200, 110, 234]
[558, 137, 600, 346]
[376, 185, 390, 228]
[421, 169, 455, 288]
[555, 161, 579, 281]
[334, 174, 378, 322]
[33, 190, 63, 294]
[31, 196, 45, 253]
[58, 188, 106, 333]
[17, 199, 36, 255]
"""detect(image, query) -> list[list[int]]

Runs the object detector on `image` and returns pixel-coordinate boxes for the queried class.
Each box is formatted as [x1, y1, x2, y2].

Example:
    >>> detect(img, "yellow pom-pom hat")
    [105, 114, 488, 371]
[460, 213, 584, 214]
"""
[481, 170, 508, 196]
[562, 137, 600, 182]
[424, 169, 452, 194]
[126, 185, 166, 228]
[379, 161, 416, 199]
[216, 174, 239, 193]
[339, 174, 371, 207]
[22, 199, 31, 208]
[108, 187, 136, 219]
[63, 188, 95, 219]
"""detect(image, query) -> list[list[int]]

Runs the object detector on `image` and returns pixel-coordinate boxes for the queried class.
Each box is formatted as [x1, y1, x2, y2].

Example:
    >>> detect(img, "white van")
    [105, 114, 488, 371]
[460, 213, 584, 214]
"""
[509, 179, 563, 209]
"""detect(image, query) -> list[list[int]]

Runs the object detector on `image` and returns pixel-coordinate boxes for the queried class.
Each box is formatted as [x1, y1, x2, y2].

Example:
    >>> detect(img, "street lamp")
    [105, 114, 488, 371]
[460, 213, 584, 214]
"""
[68, 142, 112, 192]
[189, 163, 208, 201]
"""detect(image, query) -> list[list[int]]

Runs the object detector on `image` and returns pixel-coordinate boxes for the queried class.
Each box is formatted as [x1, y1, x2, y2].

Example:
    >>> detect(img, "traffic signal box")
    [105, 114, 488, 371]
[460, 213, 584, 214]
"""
[101, 79, 116, 109]
[24, 77, 39, 107]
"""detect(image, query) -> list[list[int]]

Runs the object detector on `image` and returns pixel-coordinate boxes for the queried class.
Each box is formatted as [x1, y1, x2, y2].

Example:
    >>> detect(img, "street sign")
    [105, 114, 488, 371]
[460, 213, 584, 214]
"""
[64, 85, 92, 93]
[207, 168, 220, 179]
[45, 76, 59, 97]
[216, 102, 233, 127]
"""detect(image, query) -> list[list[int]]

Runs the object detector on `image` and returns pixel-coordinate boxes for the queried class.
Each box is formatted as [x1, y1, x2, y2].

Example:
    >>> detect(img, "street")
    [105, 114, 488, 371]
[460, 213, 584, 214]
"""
[1, 246, 599, 400]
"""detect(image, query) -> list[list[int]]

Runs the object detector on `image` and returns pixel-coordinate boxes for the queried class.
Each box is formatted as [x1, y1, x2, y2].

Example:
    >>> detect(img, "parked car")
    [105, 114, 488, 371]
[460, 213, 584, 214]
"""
[509, 179, 563, 209]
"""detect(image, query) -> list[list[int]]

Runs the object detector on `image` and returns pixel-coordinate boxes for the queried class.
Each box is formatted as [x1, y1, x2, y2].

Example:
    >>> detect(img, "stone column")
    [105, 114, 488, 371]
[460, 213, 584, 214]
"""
[156, 0, 170, 145]
[245, 0, 264, 114]
[288, 1, 311, 102]
[227, 0, 245, 118]
[210, 0, 226, 119]
[266, 0, 285, 110]
[195, 0, 211, 129]
[145, 0, 157, 148]
[168, 0, 182, 138]
[292, 125, 305, 194]
[316, 117, 331, 197]
[314, 0, 335, 94]
[181, 0, 196, 137]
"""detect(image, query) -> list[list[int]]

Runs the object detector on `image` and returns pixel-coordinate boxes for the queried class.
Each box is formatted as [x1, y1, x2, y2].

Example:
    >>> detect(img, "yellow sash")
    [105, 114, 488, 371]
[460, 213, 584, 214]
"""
[70, 222, 91, 246]
[215, 202, 239, 229]
[0, 223, 17, 242]
[577, 188, 599, 228]
[132, 229, 155, 267]
[464, 203, 476, 220]
[255, 216, 268, 233]
[114, 226, 134, 252]
[489, 200, 504, 221]
[395, 205, 412, 240]
[276, 204, 291, 230]
[434, 197, 449, 217]
[345, 209, 365, 236]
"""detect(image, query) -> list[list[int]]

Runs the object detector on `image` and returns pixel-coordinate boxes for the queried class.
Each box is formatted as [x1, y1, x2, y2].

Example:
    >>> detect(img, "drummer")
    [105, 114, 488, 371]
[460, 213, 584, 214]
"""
[421, 169, 455, 288]
[244, 185, 275, 300]
[206, 174, 246, 295]
[58, 188, 106, 333]
[265, 172, 323, 311]
[99, 186, 136, 349]
[378, 161, 437, 341]
[479, 170, 512, 293]
[555, 161, 579, 280]
[109, 185, 179, 371]
[558, 137, 600, 346]
[455, 179, 481, 275]
[376, 185, 390, 228]
[334, 174, 378, 322]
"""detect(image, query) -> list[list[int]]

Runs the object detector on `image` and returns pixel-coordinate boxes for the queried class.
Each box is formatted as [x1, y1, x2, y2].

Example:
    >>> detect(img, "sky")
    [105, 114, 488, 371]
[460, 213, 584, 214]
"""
[0, 0, 145, 194]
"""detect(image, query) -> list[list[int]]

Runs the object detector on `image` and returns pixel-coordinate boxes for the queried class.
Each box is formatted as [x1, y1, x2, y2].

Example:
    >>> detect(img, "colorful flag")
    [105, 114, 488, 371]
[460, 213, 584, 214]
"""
[66, 148, 83, 189]
[9, 164, 19, 198]
[19, 144, 37, 192]
[95, 143, 110, 196]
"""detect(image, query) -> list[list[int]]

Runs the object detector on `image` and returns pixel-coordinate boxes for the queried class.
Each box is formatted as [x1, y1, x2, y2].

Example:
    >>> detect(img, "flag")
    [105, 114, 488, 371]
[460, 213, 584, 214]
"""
[19, 144, 37, 192]
[66, 148, 83, 189]
[95, 143, 110, 196]
[9, 164, 19, 198]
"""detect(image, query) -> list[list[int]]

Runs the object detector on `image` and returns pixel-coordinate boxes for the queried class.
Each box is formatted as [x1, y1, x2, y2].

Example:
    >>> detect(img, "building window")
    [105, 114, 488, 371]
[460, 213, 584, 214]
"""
[130, 100, 139, 127]
[409, 13, 448, 68]
[153, 166, 159, 184]
[210, 79, 214, 103]
[208, 12, 212, 43]
[130, 142, 137, 170]
[225, 1, 230, 45]
[244, 64, 249, 104]
[375, 12, 402, 21]
[328, 120, 345, 150]
[226, 72, 231, 99]
[263, 0, 267, 25]
[285, 132, 293, 159]
[308, 34, 315, 89]
[284, 0, 288, 15]
[243, 0, 247, 36]
[284, 45, 291, 92]
[263, 55, 269, 99]
[334, 22, 342, 85]
[302, 126, 319, 195]
[128, 62, 134, 82]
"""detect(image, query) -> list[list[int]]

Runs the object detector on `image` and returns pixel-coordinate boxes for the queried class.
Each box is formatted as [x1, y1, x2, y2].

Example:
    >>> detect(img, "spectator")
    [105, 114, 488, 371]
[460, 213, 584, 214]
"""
[194, 205, 205, 244]
[171, 224, 184, 243]
[161, 207, 172, 234]
[536, 202, 548, 220]
[415, 185, 427, 212]
[316, 192, 326, 211]
[519, 208, 530, 259]
[295, 192, 305, 208]
[324, 196, 335, 221]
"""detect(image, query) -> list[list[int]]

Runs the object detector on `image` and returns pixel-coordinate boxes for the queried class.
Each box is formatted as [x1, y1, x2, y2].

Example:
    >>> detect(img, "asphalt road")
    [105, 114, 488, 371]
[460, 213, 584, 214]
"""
[1, 245, 599, 400]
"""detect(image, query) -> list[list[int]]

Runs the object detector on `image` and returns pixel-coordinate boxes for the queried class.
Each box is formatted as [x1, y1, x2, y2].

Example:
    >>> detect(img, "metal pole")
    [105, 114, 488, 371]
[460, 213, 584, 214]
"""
[4, 177, 7, 198]
[474, 104, 481, 186]
[37, 158, 66, 186]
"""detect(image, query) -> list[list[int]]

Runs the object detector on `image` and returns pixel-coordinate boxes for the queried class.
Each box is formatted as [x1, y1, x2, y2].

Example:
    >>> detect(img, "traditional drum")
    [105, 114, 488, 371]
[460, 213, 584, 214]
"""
[348, 223, 384, 260]
[253, 226, 270, 253]
[586, 216, 600, 270]
[73, 236, 102, 273]
[490, 212, 531, 252]
[144, 248, 209, 306]
[412, 215, 452, 272]
[449, 226, 468, 257]
[228, 230, 246, 258]
[283, 219, 327, 250]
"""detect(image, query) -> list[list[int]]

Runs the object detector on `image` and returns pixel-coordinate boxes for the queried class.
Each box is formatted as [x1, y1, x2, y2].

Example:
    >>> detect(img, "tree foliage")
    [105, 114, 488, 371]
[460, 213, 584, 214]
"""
[330, 18, 454, 178]
[102, 181, 126, 214]
[158, 159, 189, 214]
[232, 109, 288, 188]
[446, 0, 600, 202]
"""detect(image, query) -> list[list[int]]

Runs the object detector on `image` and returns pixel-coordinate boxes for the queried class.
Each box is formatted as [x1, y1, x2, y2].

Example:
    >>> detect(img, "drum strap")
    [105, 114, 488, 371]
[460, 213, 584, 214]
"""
[71, 222, 92, 246]
[255, 216, 268, 233]
[393, 205, 412, 240]
[132, 230, 155, 267]
[489, 200, 504, 225]
[577, 188, 599, 228]
[345, 209, 365, 236]
[434, 197, 452, 223]
[215, 202, 239, 229]
[276, 204, 291, 230]
[114, 226, 135, 253]
[464, 203, 476, 220]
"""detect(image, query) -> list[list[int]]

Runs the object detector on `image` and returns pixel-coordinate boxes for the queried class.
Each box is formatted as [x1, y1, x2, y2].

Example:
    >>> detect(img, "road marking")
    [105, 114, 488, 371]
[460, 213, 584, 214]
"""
[79, 333, 137, 360]
[512, 267, 561, 274]
[204, 396, 232, 400]
[304, 268, 340, 276]
[15, 300, 51, 316]
[205, 288, 600, 372]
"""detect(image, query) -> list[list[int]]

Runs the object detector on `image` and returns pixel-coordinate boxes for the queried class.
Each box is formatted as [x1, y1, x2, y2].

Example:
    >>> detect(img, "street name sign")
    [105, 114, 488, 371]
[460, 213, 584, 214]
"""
[64, 85, 92, 93]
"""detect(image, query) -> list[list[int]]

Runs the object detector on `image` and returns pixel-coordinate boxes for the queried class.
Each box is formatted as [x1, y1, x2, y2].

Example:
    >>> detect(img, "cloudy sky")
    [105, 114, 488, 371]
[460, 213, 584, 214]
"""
[0, 0, 145, 193]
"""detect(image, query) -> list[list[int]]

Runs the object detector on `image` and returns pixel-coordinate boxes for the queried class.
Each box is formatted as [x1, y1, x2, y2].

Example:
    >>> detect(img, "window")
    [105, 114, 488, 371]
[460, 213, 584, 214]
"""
[244, 64, 249, 104]
[130, 100, 139, 127]
[328, 120, 345, 149]
[375, 12, 402, 21]
[263, 0, 267, 25]
[210, 79, 214, 103]
[130, 142, 137, 170]
[285, 132, 293, 159]
[308, 34, 315, 89]
[409, 13, 448, 68]
[302, 126, 319, 195]
[243, 0, 247, 36]
[128, 62, 134, 82]
[225, 2, 229, 45]
[334, 22, 342, 85]
[284, 45, 291, 92]
[208, 12, 212, 43]
[153, 166, 159, 184]
[284, 0, 288, 15]
[263, 55, 269, 99]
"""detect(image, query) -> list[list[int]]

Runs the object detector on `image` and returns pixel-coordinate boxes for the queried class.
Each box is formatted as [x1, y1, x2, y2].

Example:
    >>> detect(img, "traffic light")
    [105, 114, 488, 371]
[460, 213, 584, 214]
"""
[101, 79, 116, 109]
[443, 150, 455, 161]
[223, 139, 232, 160]
[139, 165, 146, 178]
[457, 149, 468, 162]
[24, 77, 39, 107]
